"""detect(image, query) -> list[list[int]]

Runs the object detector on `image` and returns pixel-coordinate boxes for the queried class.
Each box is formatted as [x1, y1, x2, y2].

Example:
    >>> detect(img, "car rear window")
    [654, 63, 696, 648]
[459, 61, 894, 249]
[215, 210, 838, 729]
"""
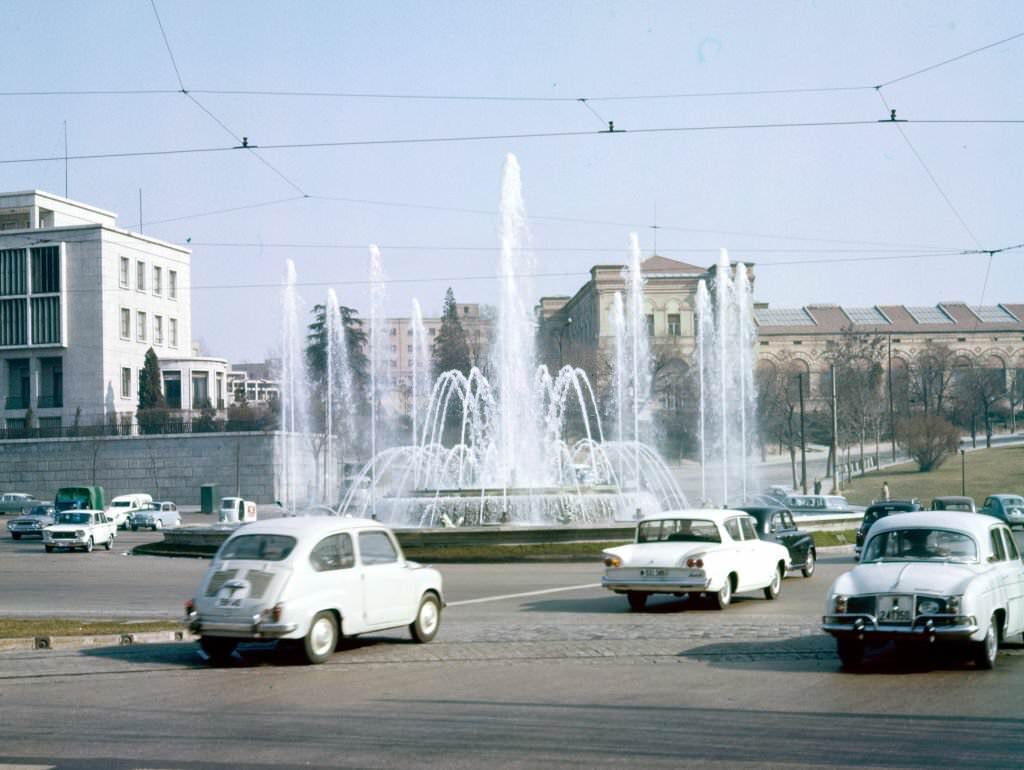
[637, 519, 721, 543]
[220, 534, 296, 561]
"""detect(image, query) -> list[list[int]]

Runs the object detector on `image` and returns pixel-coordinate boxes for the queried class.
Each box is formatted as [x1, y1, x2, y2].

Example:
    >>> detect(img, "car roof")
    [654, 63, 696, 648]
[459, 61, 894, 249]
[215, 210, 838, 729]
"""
[870, 511, 1003, 538]
[933, 496, 974, 503]
[736, 505, 789, 516]
[987, 493, 1022, 500]
[226, 515, 384, 537]
[865, 500, 919, 513]
[640, 508, 753, 525]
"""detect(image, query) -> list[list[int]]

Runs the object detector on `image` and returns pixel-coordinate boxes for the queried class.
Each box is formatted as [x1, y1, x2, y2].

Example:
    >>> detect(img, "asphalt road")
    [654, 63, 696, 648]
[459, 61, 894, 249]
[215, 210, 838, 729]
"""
[2, 523, 1024, 769]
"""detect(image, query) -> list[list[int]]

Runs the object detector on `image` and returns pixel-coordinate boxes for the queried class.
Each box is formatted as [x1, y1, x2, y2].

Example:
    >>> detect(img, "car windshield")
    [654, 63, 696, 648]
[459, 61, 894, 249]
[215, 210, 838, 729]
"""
[637, 519, 721, 544]
[863, 528, 978, 563]
[220, 534, 296, 561]
[56, 513, 90, 525]
[111, 501, 132, 507]
[27, 507, 51, 516]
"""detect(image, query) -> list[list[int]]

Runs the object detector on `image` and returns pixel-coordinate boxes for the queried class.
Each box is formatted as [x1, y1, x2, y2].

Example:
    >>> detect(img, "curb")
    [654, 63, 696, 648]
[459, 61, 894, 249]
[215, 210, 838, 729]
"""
[0, 629, 192, 654]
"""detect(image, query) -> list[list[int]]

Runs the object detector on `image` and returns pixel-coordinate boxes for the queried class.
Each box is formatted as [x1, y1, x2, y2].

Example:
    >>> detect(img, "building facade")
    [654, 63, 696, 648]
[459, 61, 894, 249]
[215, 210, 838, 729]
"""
[0, 190, 192, 432]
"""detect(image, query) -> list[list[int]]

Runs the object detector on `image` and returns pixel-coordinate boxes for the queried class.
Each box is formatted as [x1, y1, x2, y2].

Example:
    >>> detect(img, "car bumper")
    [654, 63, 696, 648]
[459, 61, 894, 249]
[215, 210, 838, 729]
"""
[822, 614, 980, 641]
[187, 613, 298, 640]
[45, 537, 90, 547]
[602, 575, 711, 593]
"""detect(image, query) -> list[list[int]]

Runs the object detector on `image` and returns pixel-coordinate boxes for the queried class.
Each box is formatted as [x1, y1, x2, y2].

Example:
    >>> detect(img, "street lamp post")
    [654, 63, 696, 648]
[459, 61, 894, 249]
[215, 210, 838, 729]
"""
[556, 316, 573, 368]
[960, 448, 966, 496]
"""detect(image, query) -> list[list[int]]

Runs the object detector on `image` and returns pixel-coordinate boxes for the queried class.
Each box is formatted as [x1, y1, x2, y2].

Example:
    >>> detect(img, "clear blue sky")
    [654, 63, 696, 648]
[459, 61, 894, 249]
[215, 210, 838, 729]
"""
[2, 1, 1022, 361]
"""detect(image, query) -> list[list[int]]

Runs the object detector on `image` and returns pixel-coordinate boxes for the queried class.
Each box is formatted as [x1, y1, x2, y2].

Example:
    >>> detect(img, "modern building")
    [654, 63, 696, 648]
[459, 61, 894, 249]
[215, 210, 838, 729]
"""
[227, 360, 280, 405]
[0, 190, 192, 432]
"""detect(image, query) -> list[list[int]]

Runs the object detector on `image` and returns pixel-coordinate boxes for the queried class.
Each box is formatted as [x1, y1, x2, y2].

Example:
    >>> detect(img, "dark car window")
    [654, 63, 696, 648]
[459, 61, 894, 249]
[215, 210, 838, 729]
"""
[359, 531, 398, 565]
[220, 534, 296, 561]
[864, 528, 977, 562]
[724, 518, 743, 541]
[637, 519, 721, 543]
[1000, 529, 1020, 560]
[782, 512, 796, 529]
[310, 533, 355, 572]
[990, 530, 1007, 562]
[739, 518, 757, 541]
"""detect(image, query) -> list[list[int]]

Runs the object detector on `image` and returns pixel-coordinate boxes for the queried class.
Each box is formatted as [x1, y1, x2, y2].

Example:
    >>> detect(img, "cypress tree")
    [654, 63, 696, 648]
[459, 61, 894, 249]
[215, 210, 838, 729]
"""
[432, 288, 472, 378]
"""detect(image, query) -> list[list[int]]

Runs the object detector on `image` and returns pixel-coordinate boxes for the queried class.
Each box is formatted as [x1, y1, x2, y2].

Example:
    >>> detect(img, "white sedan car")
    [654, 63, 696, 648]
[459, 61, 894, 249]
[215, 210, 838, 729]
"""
[822, 511, 1024, 669]
[187, 517, 444, 665]
[601, 510, 791, 611]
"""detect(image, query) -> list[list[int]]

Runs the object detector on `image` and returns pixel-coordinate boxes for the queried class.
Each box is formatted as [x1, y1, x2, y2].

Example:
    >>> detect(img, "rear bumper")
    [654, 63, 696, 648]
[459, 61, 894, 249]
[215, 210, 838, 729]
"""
[602, 575, 711, 593]
[822, 614, 979, 641]
[187, 613, 298, 640]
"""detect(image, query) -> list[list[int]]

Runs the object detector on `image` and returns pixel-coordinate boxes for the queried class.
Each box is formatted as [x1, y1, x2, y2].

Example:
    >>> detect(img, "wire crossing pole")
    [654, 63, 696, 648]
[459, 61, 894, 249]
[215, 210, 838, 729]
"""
[830, 363, 840, 493]
[798, 371, 807, 494]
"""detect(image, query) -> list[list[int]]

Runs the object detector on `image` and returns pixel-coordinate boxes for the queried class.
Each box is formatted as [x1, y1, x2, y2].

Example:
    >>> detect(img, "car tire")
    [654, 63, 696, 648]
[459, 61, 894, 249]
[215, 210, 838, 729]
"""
[713, 578, 732, 610]
[11, 533, 20, 540]
[409, 593, 442, 643]
[44, 545, 53, 553]
[801, 549, 816, 578]
[104, 534, 114, 550]
[84, 537, 94, 553]
[763, 565, 783, 600]
[199, 636, 237, 666]
[301, 611, 338, 664]
[972, 615, 999, 670]
[627, 591, 649, 612]
[836, 638, 864, 670]
[155, 519, 163, 530]
[131, 525, 138, 532]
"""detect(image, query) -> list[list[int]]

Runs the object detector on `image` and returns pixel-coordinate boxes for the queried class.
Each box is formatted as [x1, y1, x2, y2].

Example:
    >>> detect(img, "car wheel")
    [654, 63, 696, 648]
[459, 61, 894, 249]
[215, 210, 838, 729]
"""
[155, 519, 163, 530]
[199, 636, 237, 666]
[131, 525, 138, 531]
[301, 612, 338, 664]
[84, 537, 94, 553]
[763, 565, 783, 600]
[801, 549, 816, 578]
[44, 545, 53, 553]
[11, 533, 20, 540]
[972, 615, 999, 670]
[836, 638, 864, 670]
[713, 578, 732, 610]
[627, 591, 648, 612]
[104, 534, 114, 550]
[409, 593, 442, 643]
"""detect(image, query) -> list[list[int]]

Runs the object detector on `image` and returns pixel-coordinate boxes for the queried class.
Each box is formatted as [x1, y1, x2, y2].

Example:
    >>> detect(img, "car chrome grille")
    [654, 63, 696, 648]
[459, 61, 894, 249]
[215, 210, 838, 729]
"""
[205, 569, 238, 596]
[245, 570, 274, 599]
[50, 531, 75, 539]
[847, 596, 875, 614]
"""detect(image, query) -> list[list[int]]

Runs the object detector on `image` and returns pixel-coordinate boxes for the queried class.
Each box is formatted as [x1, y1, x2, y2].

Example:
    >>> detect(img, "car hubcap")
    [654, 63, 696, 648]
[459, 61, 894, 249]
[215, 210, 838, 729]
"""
[986, 621, 998, 661]
[721, 583, 730, 603]
[310, 618, 334, 656]
[419, 600, 438, 635]
[772, 571, 780, 593]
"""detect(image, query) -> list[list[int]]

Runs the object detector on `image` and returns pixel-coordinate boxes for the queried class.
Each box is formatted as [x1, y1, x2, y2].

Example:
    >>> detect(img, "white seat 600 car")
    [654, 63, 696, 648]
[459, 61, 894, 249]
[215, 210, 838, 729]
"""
[602, 510, 790, 611]
[187, 517, 444, 665]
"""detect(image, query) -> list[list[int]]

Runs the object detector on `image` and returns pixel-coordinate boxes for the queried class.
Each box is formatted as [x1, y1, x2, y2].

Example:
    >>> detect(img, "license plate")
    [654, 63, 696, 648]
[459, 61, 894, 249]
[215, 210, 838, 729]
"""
[640, 568, 667, 577]
[878, 595, 912, 622]
[217, 598, 243, 608]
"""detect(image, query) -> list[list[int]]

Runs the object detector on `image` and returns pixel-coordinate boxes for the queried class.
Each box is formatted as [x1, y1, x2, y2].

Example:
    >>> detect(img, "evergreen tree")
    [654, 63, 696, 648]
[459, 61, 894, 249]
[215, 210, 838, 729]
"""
[305, 303, 370, 426]
[137, 347, 167, 434]
[432, 288, 472, 378]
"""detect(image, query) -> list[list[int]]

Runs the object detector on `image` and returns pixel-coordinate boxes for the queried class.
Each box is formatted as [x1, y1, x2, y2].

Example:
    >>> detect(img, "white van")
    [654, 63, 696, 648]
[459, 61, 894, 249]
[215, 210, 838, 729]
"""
[106, 493, 153, 530]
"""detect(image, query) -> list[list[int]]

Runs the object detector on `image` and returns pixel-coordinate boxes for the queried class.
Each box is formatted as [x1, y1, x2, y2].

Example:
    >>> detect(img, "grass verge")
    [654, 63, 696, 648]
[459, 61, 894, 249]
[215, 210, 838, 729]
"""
[812, 530, 856, 548]
[0, 618, 183, 639]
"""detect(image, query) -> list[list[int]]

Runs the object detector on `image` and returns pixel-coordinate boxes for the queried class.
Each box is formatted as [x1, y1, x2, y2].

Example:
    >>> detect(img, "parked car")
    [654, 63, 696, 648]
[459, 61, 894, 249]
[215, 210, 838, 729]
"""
[601, 510, 790, 611]
[931, 496, 976, 513]
[822, 511, 1024, 669]
[979, 494, 1024, 529]
[7, 503, 56, 539]
[855, 500, 923, 559]
[55, 486, 105, 512]
[785, 494, 864, 516]
[105, 493, 153, 530]
[42, 510, 117, 553]
[736, 505, 816, 577]
[0, 492, 40, 516]
[132, 501, 180, 531]
[186, 517, 444, 665]
[219, 496, 257, 523]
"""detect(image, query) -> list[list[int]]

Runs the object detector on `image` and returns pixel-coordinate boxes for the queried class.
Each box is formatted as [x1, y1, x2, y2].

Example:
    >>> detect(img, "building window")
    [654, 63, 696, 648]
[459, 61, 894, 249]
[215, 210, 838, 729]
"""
[39, 357, 62, 408]
[38, 416, 61, 437]
[121, 367, 131, 398]
[136, 261, 146, 291]
[154, 315, 164, 345]
[646, 314, 655, 337]
[153, 266, 162, 296]
[667, 314, 681, 336]
[192, 372, 209, 407]
[390, 344, 397, 353]
[429, 328, 436, 337]
[169, 318, 178, 348]
[5, 359, 30, 409]
[120, 308, 131, 339]
[31, 247, 60, 293]
[168, 270, 177, 299]
[407, 345, 412, 353]
[164, 371, 182, 409]
[119, 257, 129, 288]
[137, 311, 147, 342]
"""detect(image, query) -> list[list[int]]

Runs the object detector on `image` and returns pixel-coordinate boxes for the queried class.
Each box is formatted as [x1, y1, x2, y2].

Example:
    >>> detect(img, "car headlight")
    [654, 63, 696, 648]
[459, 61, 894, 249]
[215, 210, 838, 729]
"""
[833, 595, 848, 613]
[917, 597, 943, 615]
[603, 555, 622, 568]
[947, 595, 962, 614]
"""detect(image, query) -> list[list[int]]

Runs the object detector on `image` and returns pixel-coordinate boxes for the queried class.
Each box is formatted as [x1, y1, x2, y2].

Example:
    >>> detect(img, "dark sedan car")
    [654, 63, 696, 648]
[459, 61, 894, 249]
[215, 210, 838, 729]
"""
[737, 506, 816, 577]
[854, 499, 922, 558]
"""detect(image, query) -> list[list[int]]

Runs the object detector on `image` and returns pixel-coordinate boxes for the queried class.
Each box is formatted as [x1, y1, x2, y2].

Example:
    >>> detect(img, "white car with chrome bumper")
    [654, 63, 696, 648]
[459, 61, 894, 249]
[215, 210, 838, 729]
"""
[822, 511, 1024, 669]
[187, 516, 444, 665]
[602, 509, 791, 611]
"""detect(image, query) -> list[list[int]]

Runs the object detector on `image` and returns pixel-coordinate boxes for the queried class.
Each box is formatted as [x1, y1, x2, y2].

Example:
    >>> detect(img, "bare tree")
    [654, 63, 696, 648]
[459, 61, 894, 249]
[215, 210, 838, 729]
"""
[909, 340, 957, 417]
[822, 327, 886, 472]
[953, 353, 1007, 448]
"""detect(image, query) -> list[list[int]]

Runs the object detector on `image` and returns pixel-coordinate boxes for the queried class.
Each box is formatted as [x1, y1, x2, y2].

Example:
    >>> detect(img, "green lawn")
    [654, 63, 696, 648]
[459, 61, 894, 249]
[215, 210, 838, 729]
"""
[837, 445, 1024, 507]
[0, 618, 183, 639]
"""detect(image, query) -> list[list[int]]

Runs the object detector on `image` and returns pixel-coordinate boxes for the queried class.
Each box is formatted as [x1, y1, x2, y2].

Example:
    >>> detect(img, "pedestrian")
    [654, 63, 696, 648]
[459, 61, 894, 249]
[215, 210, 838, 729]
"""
[813, 478, 822, 495]
[881, 480, 890, 501]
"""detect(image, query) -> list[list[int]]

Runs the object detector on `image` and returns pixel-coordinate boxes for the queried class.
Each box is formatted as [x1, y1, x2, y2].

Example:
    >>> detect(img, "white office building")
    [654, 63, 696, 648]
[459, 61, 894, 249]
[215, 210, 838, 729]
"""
[0, 190, 197, 432]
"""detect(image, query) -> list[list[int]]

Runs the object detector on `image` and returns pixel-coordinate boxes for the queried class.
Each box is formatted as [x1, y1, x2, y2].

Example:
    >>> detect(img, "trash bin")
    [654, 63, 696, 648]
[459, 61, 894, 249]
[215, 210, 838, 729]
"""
[200, 484, 219, 514]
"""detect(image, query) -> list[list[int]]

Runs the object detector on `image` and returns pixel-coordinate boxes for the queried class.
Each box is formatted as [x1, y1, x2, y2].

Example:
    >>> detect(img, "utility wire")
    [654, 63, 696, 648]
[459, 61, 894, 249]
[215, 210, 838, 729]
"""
[148, 0, 186, 91]
[577, 99, 610, 128]
[122, 196, 307, 229]
[878, 30, 1024, 88]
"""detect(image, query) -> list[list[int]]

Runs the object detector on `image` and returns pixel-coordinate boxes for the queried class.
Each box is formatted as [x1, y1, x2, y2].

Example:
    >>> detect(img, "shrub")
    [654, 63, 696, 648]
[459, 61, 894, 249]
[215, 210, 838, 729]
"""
[897, 414, 960, 471]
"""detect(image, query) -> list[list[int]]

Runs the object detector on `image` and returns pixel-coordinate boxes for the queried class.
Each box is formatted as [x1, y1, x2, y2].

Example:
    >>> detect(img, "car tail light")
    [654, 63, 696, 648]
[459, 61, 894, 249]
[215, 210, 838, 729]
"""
[603, 555, 622, 568]
[686, 558, 704, 568]
[185, 598, 195, 614]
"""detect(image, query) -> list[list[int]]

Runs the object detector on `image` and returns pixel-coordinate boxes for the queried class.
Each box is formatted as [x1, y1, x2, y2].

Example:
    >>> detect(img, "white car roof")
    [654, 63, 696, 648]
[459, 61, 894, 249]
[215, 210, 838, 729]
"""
[227, 516, 384, 538]
[639, 508, 753, 525]
[870, 511, 1003, 539]
[110, 493, 151, 502]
